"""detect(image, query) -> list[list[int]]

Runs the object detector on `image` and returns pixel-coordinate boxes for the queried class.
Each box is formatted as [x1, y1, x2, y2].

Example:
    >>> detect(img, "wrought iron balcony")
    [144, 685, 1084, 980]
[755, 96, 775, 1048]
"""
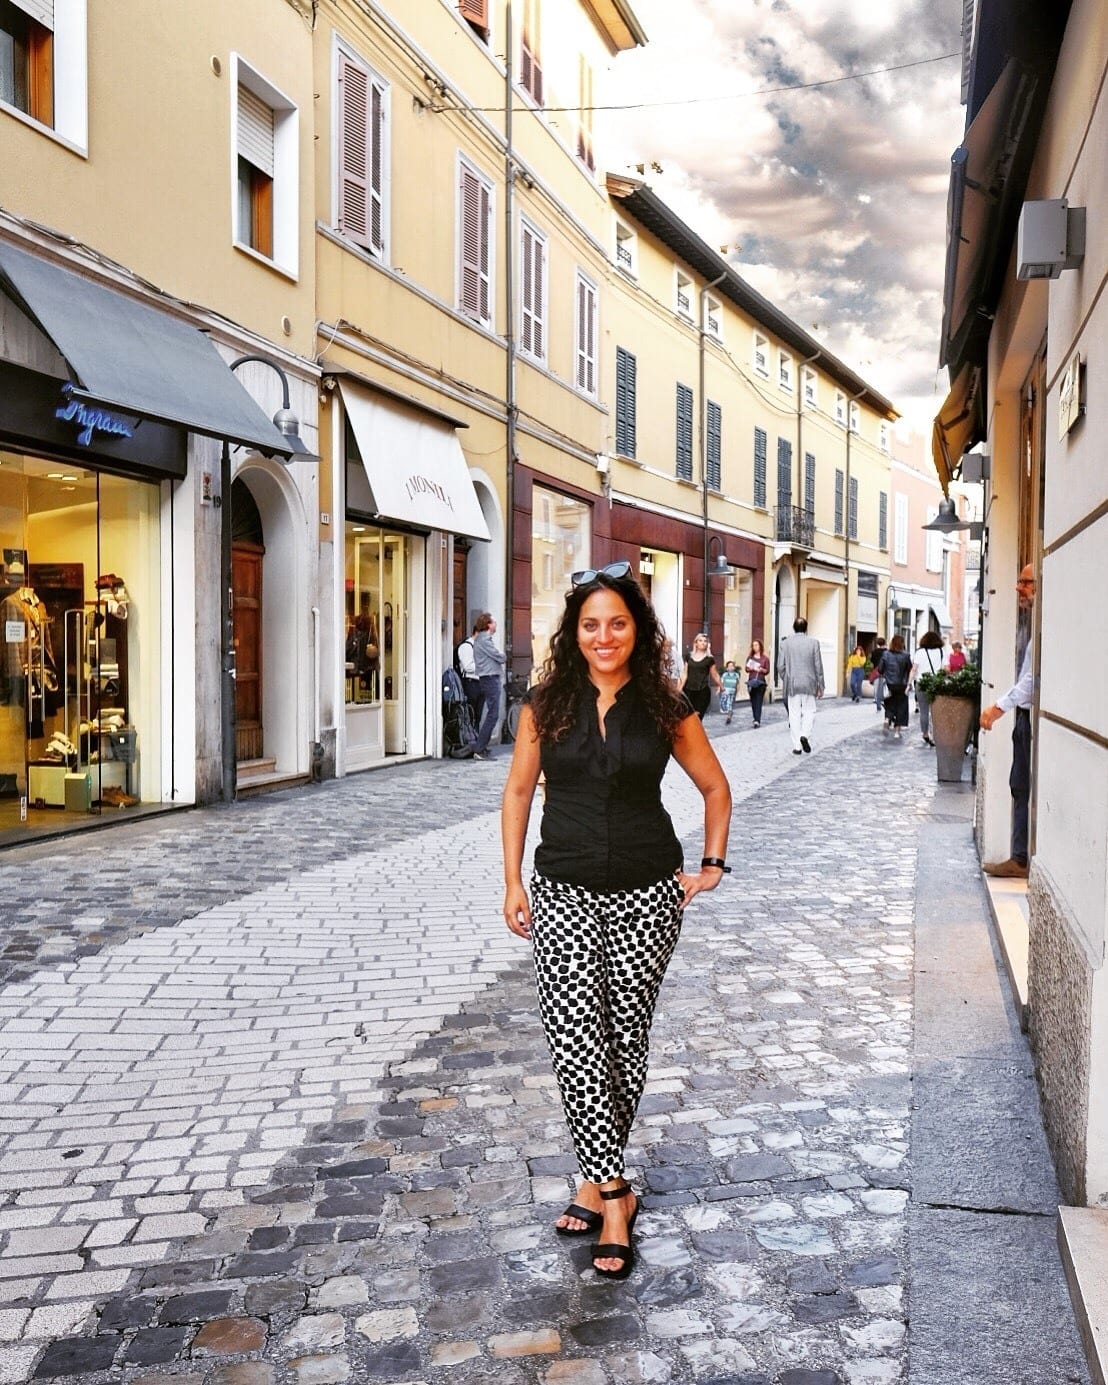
[775, 504, 815, 549]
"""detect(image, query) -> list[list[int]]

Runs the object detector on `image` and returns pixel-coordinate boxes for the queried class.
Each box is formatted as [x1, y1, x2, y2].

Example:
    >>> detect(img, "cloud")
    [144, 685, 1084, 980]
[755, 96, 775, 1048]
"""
[601, 0, 966, 426]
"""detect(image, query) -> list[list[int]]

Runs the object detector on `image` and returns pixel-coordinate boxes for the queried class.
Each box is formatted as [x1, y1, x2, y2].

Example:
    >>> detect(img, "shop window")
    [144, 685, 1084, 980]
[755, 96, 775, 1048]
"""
[335, 41, 388, 260]
[531, 485, 589, 677]
[344, 523, 406, 710]
[0, 454, 162, 837]
[232, 56, 299, 276]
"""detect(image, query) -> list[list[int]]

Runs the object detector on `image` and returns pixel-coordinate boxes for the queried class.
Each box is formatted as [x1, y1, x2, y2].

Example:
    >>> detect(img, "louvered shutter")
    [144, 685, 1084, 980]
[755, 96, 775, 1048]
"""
[848, 475, 859, 539]
[338, 57, 369, 248]
[776, 438, 792, 510]
[805, 453, 816, 518]
[834, 469, 844, 535]
[576, 276, 596, 394]
[460, 167, 491, 324]
[369, 81, 384, 252]
[459, 0, 488, 31]
[753, 428, 767, 508]
[879, 491, 888, 549]
[615, 348, 636, 458]
[707, 401, 721, 491]
[675, 385, 693, 480]
[521, 223, 544, 358]
[238, 85, 274, 177]
[11, 0, 53, 29]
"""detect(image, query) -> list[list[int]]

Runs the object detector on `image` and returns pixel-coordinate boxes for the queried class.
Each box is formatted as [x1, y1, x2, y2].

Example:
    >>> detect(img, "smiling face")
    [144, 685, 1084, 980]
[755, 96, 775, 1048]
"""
[577, 587, 636, 682]
[693, 634, 709, 652]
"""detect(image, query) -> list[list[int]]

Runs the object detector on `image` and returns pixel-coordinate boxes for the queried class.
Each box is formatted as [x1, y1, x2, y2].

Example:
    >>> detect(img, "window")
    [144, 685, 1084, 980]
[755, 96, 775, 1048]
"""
[753, 427, 767, 508]
[520, 0, 542, 104]
[458, 156, 494, 326]
[335, 44, 387, 259]
[0, 0, 50, 124]
[777, 438, 792, 511]
[753, 333, 768, 377]
[878, 420, 890, 453]
[615, 347, 636, 459]
[804, 452, 816, 520]
[834, 468, 844, 535]
[233, 58, 299, 275]
[835, 391, 846, 426]
[925, 506, 943, 571]
[519, 218, 546, 362]
[614, 222, 636, 275]
[706, 401, 722, 491]
[574, 271, 598, 395]
[778, 351, 793, 391]
[803, 368, 818, 409]
[675, 384, 693, 481]
[848, 400, 860, 434]
[675, 270, 693, 320]
[879, 491, 888, 549]
[576, 56, 594, 171]
[894, 493, 908, 563]
[848, 475, 858, 539]
[458, 0, 488, 40]
[531, 486, 590, 678]
[704, 295, 722, 341]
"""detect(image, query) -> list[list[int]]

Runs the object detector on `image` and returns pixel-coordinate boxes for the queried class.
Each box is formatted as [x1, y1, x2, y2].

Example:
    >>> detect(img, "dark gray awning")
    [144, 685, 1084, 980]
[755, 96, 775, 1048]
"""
[0, 242, 294, 457]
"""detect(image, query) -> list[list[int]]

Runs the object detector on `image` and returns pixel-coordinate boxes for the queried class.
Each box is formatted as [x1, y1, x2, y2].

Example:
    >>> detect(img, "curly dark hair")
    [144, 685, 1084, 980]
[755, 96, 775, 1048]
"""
[529, 572, 687, 744]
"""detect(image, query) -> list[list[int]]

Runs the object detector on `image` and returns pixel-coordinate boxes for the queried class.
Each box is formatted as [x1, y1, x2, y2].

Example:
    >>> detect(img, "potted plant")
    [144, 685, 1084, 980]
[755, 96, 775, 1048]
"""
[917, 664, 982, 781]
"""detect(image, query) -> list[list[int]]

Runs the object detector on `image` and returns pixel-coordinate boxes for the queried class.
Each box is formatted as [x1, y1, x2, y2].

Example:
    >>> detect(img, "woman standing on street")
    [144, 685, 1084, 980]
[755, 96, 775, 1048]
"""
[846, 644, 867, 702]
[908, 630, 944, 745]
[680, 632, 723, 720]
[880, 635, 913, 739]
[501, 561, 731, 1280]
[744, 639, 770, 727]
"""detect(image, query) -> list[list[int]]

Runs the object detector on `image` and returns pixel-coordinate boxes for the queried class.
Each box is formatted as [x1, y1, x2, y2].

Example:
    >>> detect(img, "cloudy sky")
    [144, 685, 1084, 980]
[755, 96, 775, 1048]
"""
[601, 0, 967, 434]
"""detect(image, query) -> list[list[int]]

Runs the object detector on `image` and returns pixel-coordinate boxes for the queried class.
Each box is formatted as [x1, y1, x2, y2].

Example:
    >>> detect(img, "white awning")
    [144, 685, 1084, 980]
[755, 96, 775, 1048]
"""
[929, 600, 954, 630]
[342, 383, 490, 542]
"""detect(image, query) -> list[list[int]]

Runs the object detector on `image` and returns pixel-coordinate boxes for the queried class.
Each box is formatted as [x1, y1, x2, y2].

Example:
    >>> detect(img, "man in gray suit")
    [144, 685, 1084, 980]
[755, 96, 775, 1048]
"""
[780, 615, 824, 755]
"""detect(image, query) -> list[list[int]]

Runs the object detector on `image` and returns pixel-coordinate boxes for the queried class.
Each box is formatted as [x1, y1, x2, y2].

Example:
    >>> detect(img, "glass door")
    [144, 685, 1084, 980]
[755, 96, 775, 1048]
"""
[382, 534, 406, 754]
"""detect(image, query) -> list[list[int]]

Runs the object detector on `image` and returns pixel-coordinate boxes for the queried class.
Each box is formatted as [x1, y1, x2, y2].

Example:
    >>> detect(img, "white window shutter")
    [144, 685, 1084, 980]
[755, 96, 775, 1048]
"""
[11, 0, 53, 31]
[586, 282, 596, 393]
[337, 57, 370, 248]
[460, 167, 490, 324]
[369, 80, 385, 253]
[520, 224, 535, 355]
[238, 85, 275, 177]
[532, 233, 544, 357]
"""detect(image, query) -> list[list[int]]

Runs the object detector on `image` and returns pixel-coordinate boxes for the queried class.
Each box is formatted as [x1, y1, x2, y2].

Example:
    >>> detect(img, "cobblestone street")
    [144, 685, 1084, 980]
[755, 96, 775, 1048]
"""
[0, 702, 1089, 1384]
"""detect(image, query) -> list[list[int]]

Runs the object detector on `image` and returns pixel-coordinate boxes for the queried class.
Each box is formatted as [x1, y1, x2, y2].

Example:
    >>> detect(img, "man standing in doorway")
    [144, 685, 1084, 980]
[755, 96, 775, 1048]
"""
[781, 615, 824, 756]
[471, 612, 506, 760]
[979, 563, 1036, 878]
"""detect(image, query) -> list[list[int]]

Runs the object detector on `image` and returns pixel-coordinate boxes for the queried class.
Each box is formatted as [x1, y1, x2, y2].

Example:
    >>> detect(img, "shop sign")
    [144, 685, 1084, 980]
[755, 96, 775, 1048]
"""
[55, 384, 134, 448]
[404, 473, 455, 512]
[1058, 351, 1084, 439]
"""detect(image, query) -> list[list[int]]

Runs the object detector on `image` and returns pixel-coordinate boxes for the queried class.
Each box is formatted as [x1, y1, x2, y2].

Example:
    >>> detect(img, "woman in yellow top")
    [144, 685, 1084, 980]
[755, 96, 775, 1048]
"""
[846, 645, 867, 702]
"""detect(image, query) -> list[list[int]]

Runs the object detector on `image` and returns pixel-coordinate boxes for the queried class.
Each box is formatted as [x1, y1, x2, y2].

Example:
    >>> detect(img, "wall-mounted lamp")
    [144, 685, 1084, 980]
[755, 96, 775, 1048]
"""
[1017, 199, 1086, 280]
[960, 452, 990, 484]
[922, 499, 984, 543]
[230, 354, 313, 461]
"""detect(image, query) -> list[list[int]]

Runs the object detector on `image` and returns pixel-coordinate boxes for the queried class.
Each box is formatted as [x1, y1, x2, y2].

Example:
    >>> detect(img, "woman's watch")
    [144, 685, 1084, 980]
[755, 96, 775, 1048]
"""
[701, 857, 732, 874]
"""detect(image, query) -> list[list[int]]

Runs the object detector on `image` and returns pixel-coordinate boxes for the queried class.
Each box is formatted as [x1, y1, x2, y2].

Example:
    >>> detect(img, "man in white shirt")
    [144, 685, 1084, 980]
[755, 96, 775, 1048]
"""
[979, 563, 1036, 878]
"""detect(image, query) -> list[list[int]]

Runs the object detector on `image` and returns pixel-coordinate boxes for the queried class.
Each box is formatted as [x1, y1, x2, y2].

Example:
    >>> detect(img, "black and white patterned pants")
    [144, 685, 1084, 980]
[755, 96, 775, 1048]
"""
[530, 871, 684, 1183]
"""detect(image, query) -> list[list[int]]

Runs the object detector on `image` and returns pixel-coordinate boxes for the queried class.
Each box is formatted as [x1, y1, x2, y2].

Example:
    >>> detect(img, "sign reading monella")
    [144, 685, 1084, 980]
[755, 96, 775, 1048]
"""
[404, 473, 455, 511]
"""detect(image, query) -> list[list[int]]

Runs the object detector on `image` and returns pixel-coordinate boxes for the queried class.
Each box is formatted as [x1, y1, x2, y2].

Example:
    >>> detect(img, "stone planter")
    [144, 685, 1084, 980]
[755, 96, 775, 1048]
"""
[930, 694, 976, 782]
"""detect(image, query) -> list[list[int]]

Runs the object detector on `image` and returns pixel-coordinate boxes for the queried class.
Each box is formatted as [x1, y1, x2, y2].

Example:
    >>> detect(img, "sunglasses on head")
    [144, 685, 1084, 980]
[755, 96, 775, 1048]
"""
[570, 560, 633, 587]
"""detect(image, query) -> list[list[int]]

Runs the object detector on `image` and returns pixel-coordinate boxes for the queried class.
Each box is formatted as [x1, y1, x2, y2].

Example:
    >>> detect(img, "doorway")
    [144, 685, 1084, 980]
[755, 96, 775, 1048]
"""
[231, 479, 265, 765]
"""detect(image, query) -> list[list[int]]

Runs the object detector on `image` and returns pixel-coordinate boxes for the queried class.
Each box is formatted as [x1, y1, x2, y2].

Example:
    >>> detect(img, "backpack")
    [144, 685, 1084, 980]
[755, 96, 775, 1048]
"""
[442, 668, 466, 705]
[454, 637, 476, 680]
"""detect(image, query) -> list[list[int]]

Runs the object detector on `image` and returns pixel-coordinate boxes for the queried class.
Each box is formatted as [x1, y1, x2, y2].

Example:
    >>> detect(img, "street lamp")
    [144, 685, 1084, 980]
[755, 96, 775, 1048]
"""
[922, 496, 984, 542]
[701, 535, 732, 634]
[219, 355, 313, 803]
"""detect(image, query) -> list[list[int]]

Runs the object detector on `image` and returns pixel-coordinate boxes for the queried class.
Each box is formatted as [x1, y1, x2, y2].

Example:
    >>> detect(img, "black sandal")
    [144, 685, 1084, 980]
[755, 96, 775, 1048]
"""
[554, 1202, 603, 1237]
[592, 1181, 639, 1279]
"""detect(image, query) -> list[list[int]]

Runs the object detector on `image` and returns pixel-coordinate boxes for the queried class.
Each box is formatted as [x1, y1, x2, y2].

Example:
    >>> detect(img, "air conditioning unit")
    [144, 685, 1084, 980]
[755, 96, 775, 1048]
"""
[1017, 200, 1086, 280]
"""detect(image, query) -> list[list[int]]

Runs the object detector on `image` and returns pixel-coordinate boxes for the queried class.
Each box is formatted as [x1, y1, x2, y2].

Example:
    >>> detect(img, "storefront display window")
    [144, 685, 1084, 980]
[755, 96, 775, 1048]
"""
[344, 521, 409, 761]
[722, 569, 753, 664]
[531, 485, 589, 677]
[0, 452, 161, 839]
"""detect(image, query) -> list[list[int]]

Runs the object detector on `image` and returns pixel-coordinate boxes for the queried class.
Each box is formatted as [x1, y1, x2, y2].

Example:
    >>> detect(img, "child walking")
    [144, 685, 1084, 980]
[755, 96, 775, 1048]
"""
[720, 660, 740, 724]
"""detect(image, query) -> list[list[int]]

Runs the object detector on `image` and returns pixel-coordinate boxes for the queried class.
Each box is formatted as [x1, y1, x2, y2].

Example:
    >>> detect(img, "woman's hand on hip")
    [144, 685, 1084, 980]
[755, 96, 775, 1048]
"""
[676, 867, 724, 909]
[504, 884, 533, 939]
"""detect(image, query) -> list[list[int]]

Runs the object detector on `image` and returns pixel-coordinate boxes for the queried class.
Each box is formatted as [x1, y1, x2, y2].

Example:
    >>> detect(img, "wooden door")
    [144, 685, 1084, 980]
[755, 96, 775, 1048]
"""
[452, 542, 469, 649]
[232, 543, 264, 761]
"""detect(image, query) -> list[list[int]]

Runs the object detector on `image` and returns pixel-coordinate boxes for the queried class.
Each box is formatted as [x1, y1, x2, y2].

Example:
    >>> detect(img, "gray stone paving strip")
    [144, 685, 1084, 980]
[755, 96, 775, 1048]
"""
[0, 709, 941, 1379]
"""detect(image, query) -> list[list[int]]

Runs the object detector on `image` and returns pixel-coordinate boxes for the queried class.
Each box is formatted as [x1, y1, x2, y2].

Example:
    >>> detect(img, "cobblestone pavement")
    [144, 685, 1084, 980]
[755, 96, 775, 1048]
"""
[0, 702, 1073, 1384]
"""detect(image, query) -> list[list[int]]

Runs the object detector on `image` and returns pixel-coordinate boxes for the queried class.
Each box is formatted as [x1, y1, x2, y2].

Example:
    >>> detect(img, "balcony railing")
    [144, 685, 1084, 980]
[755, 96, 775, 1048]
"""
[775, 504, 815, 548]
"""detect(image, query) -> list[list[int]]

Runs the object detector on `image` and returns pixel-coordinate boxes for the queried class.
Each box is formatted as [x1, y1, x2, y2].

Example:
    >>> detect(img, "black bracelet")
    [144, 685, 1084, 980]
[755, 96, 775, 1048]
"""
[701, 857, 732, 874]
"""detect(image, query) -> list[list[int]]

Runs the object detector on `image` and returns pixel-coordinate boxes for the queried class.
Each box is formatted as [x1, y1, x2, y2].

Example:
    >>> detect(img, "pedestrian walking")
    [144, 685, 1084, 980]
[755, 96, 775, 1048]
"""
[744, 640, 770, 727]
[780, 616, 824, 755]
[662, 638, 682, 685]
[870, 636, 888, 713]
[679, 632, 723, 720]
[880, 635, 912, 739]
[945, 640, 967, 673]
[501, 561, 731, 1280]
[979, 563, 1036, 878]
[908, 631, 943, 745]
[846, 644, 867, 702]
[470, 612, 506, 759]
[719, 660, 740, 723]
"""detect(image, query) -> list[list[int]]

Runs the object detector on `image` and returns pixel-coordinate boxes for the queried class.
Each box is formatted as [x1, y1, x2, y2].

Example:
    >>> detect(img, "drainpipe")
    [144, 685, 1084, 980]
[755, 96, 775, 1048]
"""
[842, 388, 866, 694]
[699, 270, 727, 635]
[503, 1, 517, 677]
[797, 349, 821, 533]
